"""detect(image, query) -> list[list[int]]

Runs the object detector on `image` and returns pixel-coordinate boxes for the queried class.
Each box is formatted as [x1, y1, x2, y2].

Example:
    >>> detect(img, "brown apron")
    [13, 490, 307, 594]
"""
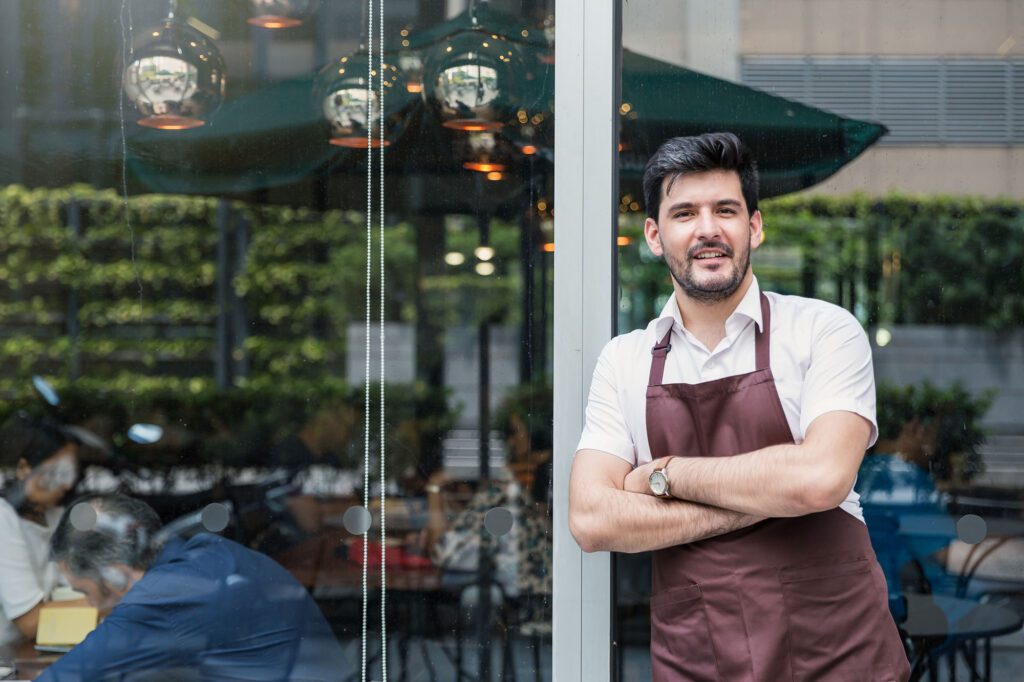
[646, 293, 909, 682]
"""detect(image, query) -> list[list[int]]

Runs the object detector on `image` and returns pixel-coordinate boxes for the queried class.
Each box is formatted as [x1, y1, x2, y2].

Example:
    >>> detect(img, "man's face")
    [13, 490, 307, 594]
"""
[59, 563, 131, 612]
[644, 169, 762, 304]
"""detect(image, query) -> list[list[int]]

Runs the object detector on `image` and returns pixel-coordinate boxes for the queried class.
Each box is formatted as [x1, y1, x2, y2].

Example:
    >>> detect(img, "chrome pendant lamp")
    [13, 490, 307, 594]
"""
[123, 2, 225, 130]
[422, 1, 522, 132]
[247, 0, 318, 29]
[315, 54, 406, 148]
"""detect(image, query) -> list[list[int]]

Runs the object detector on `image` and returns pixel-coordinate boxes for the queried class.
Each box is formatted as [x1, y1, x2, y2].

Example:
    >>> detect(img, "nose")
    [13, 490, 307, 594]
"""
[693, 207, 721, 241]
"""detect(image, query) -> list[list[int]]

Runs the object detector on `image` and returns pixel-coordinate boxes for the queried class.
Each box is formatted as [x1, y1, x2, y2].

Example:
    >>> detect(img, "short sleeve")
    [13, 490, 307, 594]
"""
[576, 338, 637, 465]
[798, 307, 878, 447]
[0, 503, 46, 621]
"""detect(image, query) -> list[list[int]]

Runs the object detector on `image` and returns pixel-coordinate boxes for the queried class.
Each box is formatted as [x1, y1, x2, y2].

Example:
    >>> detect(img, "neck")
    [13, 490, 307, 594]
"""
[673, 275, 754, 349]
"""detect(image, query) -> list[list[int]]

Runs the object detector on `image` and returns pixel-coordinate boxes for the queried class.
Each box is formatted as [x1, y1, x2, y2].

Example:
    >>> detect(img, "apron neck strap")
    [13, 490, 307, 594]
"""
[648, 328, 673, 386]
[755, 291, 771, 371]
[647, 292, 772, 386]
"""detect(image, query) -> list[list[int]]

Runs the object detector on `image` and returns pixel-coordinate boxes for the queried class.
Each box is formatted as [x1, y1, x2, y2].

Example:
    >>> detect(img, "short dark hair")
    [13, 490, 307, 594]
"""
[51, 494, 164, 581]
[643, 132, 759, 220]
[0, 412, 71, 468]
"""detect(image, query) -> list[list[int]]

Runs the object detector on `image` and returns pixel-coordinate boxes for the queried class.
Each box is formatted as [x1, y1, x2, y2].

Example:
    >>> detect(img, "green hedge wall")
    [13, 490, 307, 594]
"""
[618, 193, 1024, 331]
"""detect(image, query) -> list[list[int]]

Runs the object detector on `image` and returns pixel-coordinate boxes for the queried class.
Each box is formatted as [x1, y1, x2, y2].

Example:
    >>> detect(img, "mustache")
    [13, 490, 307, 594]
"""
[687, 241, 734, 260]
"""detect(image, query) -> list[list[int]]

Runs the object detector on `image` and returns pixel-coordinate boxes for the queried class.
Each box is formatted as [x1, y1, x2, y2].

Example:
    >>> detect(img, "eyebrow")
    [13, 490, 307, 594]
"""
[664, 198, 743, 213]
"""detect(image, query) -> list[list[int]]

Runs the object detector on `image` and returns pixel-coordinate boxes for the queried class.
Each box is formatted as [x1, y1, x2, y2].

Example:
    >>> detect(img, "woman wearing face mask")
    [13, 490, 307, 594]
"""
[0, 413, 81, 646]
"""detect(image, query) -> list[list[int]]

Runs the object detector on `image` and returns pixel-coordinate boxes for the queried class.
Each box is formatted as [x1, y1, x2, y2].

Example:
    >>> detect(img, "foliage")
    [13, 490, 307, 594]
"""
[873, 381, 995, 483]
[0, 378, 456, 477]
[617, 194, 1024, 330]
[0, 184, 537, 472]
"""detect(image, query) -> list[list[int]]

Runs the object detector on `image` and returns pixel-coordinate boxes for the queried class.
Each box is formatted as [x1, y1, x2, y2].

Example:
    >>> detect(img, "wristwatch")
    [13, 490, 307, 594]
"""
[648, 457, 675, 497]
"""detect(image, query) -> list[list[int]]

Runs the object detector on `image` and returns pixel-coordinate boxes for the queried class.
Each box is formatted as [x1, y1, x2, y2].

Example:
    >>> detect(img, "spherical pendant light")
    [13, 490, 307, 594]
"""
[123, 18, 225, 130]
[247, 0, 317, 29]
[423, 31, 522, 132]
[315, 53, 408, 148]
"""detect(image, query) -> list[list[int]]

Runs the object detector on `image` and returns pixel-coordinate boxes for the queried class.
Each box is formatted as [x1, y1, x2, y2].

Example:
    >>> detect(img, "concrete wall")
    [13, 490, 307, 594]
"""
[873, 325, 1024, 434]
[623, 0, 742, 81]
[346, 322, 522, 427]
[802, 147, 1024, 198]
[742, 0, 1024, 56]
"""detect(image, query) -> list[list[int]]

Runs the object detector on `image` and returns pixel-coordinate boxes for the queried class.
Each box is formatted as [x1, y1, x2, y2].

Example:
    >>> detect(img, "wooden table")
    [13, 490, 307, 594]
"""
[4, 639, 60, 680]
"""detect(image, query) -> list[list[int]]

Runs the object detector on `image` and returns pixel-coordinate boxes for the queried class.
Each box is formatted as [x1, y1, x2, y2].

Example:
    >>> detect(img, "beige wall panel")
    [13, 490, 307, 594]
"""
[741, 0, 808, 54]
[938, 0, 1014, 55]
[1010, 2, 1024, 56]
[806, 0, 875, 54]
[742, 0, 1023, 55]
[873, 0, 945, 55]
[623, 0, 689, 68]
[1011, 148, 1024, 196]
[801, 147, 1018, 197]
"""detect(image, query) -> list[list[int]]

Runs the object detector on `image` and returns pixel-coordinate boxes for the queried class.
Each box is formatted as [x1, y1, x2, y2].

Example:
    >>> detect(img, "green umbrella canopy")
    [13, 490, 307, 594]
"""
[120, 8, 884, 208]
[619, 49, 887, 199]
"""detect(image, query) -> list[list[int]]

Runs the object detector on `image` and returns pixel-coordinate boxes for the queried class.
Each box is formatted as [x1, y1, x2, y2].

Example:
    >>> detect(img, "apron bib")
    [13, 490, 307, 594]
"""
[645, 293, 909, 682]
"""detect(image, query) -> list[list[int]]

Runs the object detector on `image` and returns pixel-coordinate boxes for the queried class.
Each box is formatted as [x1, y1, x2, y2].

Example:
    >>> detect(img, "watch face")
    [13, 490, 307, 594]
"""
[649, 470, 668, 496]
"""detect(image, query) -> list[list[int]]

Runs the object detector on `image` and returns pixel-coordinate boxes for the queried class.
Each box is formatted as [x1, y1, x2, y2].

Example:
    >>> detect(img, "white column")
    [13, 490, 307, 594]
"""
[553, 0, 620, 681]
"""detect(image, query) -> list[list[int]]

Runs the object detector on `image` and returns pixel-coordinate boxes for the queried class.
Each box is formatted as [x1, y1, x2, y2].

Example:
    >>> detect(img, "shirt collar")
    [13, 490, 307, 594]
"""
[653, 276, 763, 341]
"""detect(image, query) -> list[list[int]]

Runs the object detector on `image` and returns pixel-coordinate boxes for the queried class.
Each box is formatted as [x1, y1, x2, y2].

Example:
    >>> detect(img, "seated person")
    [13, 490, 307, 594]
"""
[425, 386, 552, 625]
[0, 413, 82, 646]
[37, 494, 351, 681]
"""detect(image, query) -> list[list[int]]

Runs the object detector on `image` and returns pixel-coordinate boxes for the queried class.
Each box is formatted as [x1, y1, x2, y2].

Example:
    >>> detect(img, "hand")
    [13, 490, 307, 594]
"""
[623, 457, 673, 496]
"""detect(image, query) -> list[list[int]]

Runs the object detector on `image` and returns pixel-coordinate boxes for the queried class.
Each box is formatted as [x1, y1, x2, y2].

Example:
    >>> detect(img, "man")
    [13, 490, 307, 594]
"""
[37, 493, 351, 681]
[569, 133, 910, 681]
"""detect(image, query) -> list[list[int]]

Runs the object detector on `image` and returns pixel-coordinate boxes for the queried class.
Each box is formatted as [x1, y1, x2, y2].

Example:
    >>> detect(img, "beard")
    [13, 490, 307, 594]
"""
[663, 238, 750, 303]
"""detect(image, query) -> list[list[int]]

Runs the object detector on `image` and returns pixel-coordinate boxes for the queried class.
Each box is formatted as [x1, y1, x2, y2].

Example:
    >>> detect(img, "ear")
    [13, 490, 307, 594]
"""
[644, 217, 664, 257]
[15, 458, 31, 481]
[749, 210, 764, 251]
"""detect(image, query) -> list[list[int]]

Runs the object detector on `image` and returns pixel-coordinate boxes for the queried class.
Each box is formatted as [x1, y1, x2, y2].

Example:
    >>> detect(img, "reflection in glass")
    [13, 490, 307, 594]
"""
[123, 20, 225, 130]
[1, 1, 554, 679]
[247, 0, 317, 29]
[316, 55, 406, 148]
[424, 32, 520, 132]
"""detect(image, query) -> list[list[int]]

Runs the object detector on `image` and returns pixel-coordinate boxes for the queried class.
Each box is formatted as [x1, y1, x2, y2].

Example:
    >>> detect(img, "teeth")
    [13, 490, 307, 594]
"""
[696, 252, 724, 259]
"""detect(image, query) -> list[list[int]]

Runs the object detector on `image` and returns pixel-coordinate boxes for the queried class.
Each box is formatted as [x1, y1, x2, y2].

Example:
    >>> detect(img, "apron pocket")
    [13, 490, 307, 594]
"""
[650, 584, 721, 682]
[780, 558, 896, 681]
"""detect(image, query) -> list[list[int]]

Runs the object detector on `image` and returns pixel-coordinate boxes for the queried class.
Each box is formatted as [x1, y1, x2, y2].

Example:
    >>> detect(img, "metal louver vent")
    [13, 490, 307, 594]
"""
[809, 59, 874, 121]
[946, 61, 1009, 143]
[741, 58, 808, 102]
[742, 56, 1024, 145]
[877, 61, 941, 144]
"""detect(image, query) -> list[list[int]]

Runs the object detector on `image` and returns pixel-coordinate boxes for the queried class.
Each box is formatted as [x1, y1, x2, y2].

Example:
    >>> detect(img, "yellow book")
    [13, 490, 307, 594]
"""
[35, 606, 99, 647]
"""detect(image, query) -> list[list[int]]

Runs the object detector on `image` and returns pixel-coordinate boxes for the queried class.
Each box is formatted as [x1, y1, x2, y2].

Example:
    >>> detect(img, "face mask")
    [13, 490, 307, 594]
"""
[30, 455, 78, 493]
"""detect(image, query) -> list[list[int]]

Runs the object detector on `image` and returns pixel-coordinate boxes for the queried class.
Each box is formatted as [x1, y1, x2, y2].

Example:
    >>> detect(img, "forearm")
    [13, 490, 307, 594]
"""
[13, 601, 43, 640]
[668, 442, 846, 517]
[570, 485, 762, 554]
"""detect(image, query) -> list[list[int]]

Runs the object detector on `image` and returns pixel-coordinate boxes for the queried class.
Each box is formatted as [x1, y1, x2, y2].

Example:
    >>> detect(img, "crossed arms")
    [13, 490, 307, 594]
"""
[568, 410, 872, 554]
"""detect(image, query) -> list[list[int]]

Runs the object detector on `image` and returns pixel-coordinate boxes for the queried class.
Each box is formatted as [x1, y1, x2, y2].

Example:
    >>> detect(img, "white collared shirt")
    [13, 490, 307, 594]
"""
[576, 277, 877, 521]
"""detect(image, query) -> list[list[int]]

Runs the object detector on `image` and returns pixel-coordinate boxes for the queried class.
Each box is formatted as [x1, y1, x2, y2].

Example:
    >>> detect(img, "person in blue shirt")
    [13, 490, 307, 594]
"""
[37, 493, 352, 681]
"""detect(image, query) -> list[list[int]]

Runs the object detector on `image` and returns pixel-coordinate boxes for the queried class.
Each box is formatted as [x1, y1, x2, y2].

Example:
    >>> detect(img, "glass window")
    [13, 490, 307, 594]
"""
[616, 1, 1024, 679]
[0, 1, 554, 680]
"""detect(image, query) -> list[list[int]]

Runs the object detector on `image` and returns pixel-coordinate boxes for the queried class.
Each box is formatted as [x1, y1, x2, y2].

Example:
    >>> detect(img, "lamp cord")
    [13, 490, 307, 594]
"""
[377, 0, 387, 678]
[361, 1, 387, 680]
[361, 0, 373, 676]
